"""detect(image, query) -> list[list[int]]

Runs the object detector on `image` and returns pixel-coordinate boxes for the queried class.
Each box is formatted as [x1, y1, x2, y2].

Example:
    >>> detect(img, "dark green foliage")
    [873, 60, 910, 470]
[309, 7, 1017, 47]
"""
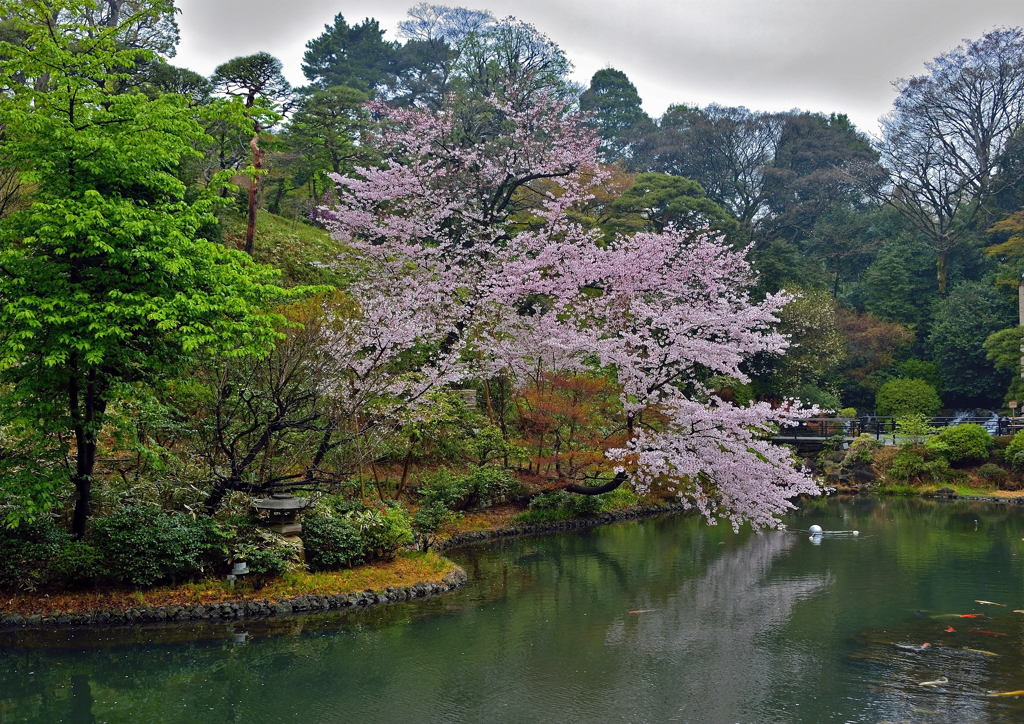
[302, 13, 399, 93]
[1012, 450, 1024, 476]
[926, 423, 993, 463]
[91, 507, 220, 587]
[0, 518, 70, 590]
[842, 435, 883, 467]
[608, 173, 738, 238]
[301, 514, 365, 571]
[888, 450, 925, 481]
[1004, 430, 1024, 465]
[304, 497, 413, 567]
[235, 545, 292, 580]
[875, 378, 942, 417]
[51, 541, 105, 585]
[579, 68, 653, 162]
[978, 463, 1008, 485]
[929, 281, 1016, 406]
[413, 466, 522, 533]
[898, 360, 945, 395]
[858, 235, 937, 328]
[348, 502, 414, 560]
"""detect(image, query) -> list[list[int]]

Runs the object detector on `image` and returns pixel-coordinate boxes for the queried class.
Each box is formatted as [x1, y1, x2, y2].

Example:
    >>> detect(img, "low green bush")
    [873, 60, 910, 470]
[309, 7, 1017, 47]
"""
[413, 466, 522, 534]
[91, 506, 220, 587]
[838, 407, 858, 419]
[598, 485, 642, 511]
[875, 378, 941, 417]
[978, 463, 1008, 485]
[348, 502, 414, 560]
[512, 507, 575, 524]
[842, 435, 883, 467]
[301, 513, 365, 571]
[1011, 450, 1024, 476]
[0, 518, 70, 590]
[926, 423, 993, 463]
[51, 541, 105, 585]
[888, 450, 925, 481]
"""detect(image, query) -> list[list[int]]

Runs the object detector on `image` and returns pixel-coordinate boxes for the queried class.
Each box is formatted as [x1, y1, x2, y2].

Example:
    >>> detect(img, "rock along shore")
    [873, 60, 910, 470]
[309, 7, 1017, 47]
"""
[0, 567, 468, 630]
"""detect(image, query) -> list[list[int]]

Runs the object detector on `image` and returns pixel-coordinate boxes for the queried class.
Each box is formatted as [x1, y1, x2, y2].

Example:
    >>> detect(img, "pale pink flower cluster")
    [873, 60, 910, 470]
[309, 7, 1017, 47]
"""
[321, 88, 820, 528]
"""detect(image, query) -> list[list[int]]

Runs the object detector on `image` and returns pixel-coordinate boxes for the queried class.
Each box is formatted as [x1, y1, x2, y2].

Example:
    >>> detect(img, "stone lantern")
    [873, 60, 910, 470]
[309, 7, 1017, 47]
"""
[255, 492, 309, 559]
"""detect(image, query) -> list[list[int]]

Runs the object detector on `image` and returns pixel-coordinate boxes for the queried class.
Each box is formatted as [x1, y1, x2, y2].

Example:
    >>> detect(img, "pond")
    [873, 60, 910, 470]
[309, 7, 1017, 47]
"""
[2, 496, 1024, 723]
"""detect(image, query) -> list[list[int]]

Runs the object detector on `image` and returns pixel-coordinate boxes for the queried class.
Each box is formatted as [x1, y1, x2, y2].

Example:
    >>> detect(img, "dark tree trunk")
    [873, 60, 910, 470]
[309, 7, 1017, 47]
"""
[70, 368, 105, 539]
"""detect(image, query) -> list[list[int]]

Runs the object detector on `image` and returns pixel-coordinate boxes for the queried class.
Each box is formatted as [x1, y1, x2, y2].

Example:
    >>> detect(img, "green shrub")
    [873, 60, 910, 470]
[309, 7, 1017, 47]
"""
[528, 491, 571, 510]
[888, 450, 925, 481]
[413, 467, 522, 534]
[239, 545, 293, 579]
[978, 463, 1008, 485]
[512, 507, 575, 524]
[347, 502, 414, 561]
[921, 458, 952, 483]
[51, 541, 105, 585]
[1003, 430, 1024, 466]
[1012, 450, 1024, 476]
[91, 506, 220, 587]
[838, 407, 858, 419]
[0, 518, 70, 590]
[895, 414, 938, 444]
[875, 378, 941, 417]
[842, 435, 883, 467]
[926, 423, 993, 463]
[598, 485, 642, 511]
[898, 360, 944, 394]
[301, 514, 365, 571]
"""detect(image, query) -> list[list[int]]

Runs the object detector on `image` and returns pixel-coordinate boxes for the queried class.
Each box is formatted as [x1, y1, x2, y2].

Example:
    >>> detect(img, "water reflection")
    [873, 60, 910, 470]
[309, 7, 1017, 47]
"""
[1, 498, 1023, 723]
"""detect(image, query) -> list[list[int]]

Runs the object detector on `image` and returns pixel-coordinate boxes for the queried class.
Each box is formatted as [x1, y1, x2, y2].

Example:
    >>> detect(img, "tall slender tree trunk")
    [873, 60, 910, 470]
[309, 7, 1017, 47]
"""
[936, 249, 948, 296]
[70, 367, 105, 539]
[245, 128, 263, 256]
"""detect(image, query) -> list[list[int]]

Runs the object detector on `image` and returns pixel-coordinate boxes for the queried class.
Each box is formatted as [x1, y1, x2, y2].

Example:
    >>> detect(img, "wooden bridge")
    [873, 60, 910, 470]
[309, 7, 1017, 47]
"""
[771, 416, 1020, 452]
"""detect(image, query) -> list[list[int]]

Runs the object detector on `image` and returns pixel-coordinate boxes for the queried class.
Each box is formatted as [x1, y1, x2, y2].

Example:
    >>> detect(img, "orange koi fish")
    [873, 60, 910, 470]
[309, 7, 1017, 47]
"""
[968, 629, 1008, 637]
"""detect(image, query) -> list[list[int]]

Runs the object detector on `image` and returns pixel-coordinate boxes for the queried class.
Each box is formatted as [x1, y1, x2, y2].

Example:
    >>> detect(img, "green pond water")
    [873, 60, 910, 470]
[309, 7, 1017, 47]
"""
[3, 496, 1024, 723]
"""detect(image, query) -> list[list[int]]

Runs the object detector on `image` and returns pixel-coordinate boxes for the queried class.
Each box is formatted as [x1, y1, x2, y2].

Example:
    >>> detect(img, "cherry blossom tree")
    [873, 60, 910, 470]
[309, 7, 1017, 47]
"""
[322, 84, 821, 529]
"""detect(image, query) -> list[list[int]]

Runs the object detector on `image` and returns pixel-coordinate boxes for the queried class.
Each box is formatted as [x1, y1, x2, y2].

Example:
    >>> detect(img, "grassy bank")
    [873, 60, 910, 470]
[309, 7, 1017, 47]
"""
[1, 551, 453, 618]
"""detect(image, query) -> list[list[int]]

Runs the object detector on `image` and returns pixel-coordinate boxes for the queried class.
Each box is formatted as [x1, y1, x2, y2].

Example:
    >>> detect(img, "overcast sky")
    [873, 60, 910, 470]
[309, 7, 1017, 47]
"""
[174, 0, 1024, 136]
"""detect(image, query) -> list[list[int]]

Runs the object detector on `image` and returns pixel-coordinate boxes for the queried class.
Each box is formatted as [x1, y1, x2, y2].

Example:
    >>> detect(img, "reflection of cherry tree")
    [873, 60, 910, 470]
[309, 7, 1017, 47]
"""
[601, 532, 830, 722]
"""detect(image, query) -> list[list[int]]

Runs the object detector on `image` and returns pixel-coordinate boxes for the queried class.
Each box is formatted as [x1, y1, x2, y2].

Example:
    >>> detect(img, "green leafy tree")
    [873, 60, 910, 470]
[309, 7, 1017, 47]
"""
[929, 281, 1016, 405]
[0, 0, 288, 535]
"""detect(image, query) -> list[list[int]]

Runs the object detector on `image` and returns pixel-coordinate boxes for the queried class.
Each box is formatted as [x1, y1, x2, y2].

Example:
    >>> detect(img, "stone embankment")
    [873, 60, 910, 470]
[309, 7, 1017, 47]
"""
[0, 567, 468, 630]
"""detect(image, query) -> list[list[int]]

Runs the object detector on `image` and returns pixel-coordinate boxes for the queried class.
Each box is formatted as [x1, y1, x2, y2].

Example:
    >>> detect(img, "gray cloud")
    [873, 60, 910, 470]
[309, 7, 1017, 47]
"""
[175, 0, 1024, 135]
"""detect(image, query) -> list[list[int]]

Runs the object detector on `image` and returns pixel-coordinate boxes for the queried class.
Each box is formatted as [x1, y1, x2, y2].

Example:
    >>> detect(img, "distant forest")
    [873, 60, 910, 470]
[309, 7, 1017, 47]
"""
[132, 7, 1024, 414]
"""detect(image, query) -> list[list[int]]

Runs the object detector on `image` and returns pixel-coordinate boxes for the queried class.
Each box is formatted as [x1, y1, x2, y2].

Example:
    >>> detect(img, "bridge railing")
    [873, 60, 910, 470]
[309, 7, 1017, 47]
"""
[781, 416, 1015, 440]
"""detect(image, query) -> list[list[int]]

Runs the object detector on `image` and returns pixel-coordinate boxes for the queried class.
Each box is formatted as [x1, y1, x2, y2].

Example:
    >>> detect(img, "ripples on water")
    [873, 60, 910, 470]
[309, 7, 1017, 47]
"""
[1, 496, 1023, 723]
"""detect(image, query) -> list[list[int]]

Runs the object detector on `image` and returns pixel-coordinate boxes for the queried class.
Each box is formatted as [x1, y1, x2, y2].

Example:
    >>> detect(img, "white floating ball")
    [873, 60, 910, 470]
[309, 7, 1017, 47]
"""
[809, 524, 823, 535]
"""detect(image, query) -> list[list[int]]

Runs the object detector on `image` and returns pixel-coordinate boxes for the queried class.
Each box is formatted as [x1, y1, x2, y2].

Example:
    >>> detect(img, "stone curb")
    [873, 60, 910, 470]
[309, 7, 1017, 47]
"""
[434, 502, 689, 551]
[0, 566, 468, 630]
